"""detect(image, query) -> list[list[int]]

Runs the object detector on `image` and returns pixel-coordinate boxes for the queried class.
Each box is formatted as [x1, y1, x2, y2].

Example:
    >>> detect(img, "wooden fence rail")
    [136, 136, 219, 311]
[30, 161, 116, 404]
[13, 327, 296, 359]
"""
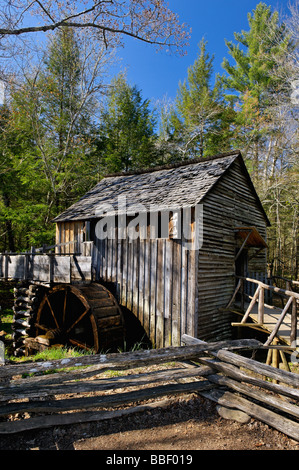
[0, 337, 298, 441]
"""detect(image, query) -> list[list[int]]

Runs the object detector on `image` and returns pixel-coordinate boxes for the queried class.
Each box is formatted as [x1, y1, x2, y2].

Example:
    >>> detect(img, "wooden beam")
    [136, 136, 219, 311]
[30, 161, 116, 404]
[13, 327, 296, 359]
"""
[235, 230, 252, 261]
[0, 381, 215, 434]
[0, 338, 262, 379]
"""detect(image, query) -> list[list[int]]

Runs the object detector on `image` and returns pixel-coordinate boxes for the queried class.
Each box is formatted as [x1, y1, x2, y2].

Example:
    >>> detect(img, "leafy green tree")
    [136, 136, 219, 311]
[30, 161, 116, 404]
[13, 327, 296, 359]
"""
[98, 73, 158, 173]
[2, 27, 104, 250]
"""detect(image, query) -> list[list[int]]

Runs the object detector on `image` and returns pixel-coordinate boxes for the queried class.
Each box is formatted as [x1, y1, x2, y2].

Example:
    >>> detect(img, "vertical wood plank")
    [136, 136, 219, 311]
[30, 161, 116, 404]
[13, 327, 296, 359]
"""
[107, 237, 112, 281]
[132, 238, 140, 319]
[55, 224, 60, 254]
[116, 234, 123, 301]
[69, 223, 74, 254]
[65, 223, 70, 254]
[102, 237, 108, 281]
[143, 240, 151, 339]
[187, 245, 196, 338]
[156, 239, 165, 348]
[73, 223, 78, 254]
[127, 239, 133, 311]
[150, 239, 157, 347]
[138, 239, 145, 325]
[122, 233, 128, 308]
[172, 240, 182, 346]
[61, 223, 65, 254]
[97, 236, 102, 280]
[164, 240, 173, 347]
[180, 243, 188, 337]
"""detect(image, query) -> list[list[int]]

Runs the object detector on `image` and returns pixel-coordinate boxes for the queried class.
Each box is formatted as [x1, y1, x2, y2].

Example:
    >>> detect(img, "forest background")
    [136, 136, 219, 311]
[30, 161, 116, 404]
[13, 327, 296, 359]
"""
[0, 1, 298, 279]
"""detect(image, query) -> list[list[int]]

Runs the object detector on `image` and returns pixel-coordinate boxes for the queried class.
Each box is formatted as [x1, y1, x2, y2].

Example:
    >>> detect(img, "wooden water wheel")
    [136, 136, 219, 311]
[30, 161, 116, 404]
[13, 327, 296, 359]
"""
[33, 283, 124, 353]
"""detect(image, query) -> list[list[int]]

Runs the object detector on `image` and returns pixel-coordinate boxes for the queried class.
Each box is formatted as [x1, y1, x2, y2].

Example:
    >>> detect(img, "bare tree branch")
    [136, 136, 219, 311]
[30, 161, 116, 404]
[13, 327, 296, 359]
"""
[0, 1, 190, 54]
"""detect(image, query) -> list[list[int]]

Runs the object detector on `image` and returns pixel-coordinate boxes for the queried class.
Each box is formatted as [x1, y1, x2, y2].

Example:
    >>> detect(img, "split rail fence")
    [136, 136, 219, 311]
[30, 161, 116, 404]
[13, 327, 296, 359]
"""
[0, 336, 298, 441]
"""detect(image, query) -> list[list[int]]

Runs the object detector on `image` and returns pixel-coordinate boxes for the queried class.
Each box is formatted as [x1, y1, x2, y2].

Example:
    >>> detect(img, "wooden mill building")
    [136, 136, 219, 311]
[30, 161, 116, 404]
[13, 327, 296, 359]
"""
[54, 150, 270, 348]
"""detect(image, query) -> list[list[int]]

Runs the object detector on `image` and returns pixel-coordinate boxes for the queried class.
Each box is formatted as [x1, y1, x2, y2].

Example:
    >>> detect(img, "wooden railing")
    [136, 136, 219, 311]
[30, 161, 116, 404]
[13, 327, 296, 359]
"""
[271, 276, 299, 294]
[227, 276, 299, 346]
[0, 252, 92, 284]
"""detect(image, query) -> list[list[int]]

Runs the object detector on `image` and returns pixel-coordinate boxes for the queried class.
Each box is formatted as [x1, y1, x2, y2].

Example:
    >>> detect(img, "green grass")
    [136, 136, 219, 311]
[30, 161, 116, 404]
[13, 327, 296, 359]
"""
[0, 308, 13, 339]
[7, 345, 95, 364]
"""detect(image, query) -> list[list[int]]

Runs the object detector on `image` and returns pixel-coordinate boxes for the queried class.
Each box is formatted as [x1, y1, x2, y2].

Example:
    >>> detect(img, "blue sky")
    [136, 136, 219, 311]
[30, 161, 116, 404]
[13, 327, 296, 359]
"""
[113, 0, 292, 105]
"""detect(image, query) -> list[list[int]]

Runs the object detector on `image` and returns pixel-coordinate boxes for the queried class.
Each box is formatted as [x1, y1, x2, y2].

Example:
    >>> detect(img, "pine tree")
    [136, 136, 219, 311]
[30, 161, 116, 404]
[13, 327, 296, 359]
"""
[222, 2, 292, 180]
[222, 2, 297, 277]
[98, 73, 158, 173]
[168, 39, 235, 160]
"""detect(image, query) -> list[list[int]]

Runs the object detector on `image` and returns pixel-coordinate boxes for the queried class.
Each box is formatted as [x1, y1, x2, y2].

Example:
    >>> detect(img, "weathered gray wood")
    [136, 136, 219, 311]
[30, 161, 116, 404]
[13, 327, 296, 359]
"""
[55, 254, 70, 282]
[0, 381, 215, 434]
[150, 239, 157, 347]
[155, 239, 165, 348]
[164, 239, 172, 346]
[196, 157, 268, 342]
[216, 349, 299, 387]
[197, 357, 299, 400]
[0, 253, 92, 283]
[207, 373, 299, 419]
[143, 239, 150, 336]
[0, 338, 262, 379]
[172, 240, 181, 346]
[71, 256, 92, 282]
[7, 254, 26, 280]
[0, 365, 213, 402]
[198, 389, 299, 442]
[182, 334, 299, 388]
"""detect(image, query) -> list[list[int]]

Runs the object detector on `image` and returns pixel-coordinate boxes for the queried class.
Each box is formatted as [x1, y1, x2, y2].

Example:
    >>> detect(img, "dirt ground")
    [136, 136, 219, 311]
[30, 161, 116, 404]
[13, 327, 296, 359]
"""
[0, 284, 298, 453]
[0, 394, 298, 452]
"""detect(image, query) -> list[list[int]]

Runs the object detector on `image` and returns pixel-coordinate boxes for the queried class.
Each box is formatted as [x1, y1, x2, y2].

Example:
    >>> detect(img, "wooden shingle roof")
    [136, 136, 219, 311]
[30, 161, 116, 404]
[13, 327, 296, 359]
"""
[53, 150, 270, 225]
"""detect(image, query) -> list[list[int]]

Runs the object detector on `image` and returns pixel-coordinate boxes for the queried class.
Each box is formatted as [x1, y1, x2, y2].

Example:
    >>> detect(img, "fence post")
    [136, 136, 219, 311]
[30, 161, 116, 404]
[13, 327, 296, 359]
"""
[258, 286, 265, 324]
[290, 297, 297, 345]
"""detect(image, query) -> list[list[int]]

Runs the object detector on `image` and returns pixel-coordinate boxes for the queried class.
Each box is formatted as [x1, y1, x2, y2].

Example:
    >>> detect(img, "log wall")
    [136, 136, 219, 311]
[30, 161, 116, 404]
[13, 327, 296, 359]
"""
[197, 159, 268, 341]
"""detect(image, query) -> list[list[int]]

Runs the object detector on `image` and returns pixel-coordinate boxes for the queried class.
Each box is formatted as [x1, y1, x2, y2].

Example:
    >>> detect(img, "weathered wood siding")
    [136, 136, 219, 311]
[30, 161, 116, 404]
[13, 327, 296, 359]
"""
[0, 253, 92, 283]
[197, 159, 268, 341]
[93, 226, 198, 348]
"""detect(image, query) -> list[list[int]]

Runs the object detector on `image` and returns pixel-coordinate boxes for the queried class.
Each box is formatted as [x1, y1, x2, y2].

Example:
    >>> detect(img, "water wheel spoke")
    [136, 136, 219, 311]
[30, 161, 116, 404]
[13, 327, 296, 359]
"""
[63, 289, 68, 325]
[66, 307, 90, 334]
[34, 323, 49, 332]
[45, 293, 60, 328]
[69, 338, 92, 351]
